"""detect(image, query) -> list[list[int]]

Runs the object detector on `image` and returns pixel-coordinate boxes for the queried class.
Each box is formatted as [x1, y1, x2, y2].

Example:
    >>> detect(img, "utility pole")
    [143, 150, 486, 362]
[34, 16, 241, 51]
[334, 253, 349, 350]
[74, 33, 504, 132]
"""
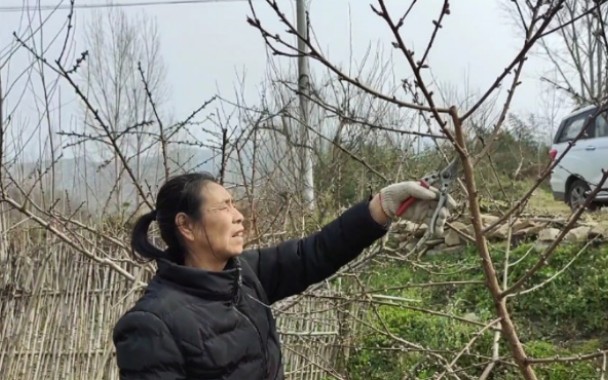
[296, 0, 315, 211]
[0, 75, 6, 264]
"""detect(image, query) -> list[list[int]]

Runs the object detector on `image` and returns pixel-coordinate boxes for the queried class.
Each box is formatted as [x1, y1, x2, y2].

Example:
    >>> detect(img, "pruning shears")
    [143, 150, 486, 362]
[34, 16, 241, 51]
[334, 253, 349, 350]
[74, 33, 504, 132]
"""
[395, 157, 460, 256]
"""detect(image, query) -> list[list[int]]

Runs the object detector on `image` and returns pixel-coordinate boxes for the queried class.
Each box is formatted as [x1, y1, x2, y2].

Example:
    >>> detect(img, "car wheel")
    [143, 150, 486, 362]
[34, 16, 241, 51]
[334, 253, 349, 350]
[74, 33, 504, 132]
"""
[567, 179, 597, 212]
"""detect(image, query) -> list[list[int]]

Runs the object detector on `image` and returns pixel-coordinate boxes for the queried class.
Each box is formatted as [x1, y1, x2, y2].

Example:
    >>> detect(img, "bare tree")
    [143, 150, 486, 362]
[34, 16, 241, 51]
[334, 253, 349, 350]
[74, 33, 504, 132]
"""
[3, 1, 608, 379]
[0, 1, 224, 376]
[69, 7, 168, 215]
[246, 1, 608, 379]
[534, 0, 608, 105]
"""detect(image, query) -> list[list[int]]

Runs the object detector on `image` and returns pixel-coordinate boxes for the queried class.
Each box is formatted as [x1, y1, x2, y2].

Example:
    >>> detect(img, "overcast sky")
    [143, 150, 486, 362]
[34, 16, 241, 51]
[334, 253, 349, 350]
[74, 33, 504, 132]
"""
[0, 0, 573, 161]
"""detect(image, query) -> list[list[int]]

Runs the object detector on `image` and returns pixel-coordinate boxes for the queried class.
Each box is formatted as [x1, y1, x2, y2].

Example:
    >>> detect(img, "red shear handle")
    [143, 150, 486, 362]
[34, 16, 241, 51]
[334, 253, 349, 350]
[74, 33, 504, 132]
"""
[395, 180, 430, 217]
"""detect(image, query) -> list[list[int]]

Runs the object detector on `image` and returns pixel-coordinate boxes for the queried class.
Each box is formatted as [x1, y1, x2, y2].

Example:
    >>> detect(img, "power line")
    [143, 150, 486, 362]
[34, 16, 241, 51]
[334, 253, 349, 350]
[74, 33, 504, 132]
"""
[0, 0, 247, 13]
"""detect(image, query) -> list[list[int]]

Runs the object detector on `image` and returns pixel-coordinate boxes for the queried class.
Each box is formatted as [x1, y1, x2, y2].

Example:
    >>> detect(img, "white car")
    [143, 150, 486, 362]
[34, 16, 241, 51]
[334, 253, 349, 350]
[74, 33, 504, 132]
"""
[549, 104, 608, 211]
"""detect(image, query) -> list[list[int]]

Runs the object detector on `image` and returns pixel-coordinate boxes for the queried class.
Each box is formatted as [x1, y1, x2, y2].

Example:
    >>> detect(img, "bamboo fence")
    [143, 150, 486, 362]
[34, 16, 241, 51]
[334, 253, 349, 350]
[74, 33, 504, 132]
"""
[0, 232, 363, 379]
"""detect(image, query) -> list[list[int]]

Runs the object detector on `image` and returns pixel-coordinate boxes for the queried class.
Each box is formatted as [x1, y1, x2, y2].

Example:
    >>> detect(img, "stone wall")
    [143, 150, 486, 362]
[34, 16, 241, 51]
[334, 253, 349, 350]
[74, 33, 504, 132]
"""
[393, 214, 608, 256]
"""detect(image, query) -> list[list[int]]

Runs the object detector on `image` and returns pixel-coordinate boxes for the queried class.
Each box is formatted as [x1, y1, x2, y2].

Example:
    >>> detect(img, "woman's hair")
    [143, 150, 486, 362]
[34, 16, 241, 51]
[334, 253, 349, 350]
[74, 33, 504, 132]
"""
[130, 172, 217, 263]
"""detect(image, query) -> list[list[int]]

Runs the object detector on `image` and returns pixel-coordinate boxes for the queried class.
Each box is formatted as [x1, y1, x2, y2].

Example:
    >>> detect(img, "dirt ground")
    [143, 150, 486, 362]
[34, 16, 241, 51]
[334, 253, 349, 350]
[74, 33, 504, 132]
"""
[527, 188, 608, 222]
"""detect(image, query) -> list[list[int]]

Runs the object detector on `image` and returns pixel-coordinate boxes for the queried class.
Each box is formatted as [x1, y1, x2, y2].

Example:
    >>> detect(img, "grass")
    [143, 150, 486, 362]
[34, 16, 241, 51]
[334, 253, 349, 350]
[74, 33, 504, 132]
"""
[526, 187, 572, 215]
[346, 242, 608, 379]
[486, 178, 608, 221]
[527, 187, 608, 226]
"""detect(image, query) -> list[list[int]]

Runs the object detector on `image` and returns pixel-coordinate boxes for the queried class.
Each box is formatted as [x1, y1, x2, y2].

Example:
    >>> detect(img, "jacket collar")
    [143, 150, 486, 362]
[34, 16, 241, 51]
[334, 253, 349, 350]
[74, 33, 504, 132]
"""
[155, 257, 242, 302]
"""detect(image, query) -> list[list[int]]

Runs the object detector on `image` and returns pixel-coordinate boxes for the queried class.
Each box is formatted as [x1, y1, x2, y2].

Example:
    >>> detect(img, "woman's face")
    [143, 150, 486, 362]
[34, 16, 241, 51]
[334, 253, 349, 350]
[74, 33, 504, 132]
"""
[191, 182, 246, 260]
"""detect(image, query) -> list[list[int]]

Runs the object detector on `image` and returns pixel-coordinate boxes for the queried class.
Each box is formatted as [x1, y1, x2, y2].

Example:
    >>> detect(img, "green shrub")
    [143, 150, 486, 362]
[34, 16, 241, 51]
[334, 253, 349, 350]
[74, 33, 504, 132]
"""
[345, 242, 607, 378]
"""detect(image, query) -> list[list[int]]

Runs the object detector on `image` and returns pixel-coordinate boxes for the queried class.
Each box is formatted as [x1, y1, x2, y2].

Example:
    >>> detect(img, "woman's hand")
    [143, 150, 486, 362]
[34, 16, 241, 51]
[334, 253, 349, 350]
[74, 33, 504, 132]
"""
[370, 181, 457, 236]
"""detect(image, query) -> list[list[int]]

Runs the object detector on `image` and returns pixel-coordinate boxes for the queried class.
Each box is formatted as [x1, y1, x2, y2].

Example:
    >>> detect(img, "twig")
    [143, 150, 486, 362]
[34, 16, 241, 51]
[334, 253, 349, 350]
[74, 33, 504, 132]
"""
[502, 169, 608, 298]
[436, 317, 503, 380]
[510, 237, 598, 298]
[246, 0, 453, 115]
[450, 106, 537, 380]
[482, 103, 608, 236]
[527, 349, 608, 364]
[137, 61, 168, 181]
[372, 0, 459, 148]
[462, 1, 565, 121]
[417, 0, 450, 71]
[539, 0, 608, 38]
[1, 196, 143, 286]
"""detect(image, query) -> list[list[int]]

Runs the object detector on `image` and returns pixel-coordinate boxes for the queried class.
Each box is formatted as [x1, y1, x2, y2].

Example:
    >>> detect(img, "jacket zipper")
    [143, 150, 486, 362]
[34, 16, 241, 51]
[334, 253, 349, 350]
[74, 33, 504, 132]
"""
[233, 265, 270, 378]
[233, 306, 270, 378]
[247, 294, 281, 380]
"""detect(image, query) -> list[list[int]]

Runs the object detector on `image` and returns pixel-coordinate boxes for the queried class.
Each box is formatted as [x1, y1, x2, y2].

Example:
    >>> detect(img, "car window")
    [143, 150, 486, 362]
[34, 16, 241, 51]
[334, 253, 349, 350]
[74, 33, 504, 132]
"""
[596, 112, 608, 138]
[557, 111, 595, 143]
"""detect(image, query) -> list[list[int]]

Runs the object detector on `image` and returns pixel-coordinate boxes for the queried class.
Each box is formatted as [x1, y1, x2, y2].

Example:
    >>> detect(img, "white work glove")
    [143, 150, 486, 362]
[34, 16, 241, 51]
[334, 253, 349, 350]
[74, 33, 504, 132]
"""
[379, 181, 457, 236]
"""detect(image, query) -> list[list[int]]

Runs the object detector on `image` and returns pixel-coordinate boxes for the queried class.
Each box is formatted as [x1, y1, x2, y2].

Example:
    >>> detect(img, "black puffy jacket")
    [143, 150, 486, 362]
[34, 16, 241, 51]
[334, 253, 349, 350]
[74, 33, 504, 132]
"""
[112, 200, 387, 380]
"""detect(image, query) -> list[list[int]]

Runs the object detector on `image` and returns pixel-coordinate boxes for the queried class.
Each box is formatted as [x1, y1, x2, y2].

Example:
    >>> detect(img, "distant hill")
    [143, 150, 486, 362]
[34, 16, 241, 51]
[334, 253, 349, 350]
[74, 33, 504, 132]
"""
[7, 147, 221, 213]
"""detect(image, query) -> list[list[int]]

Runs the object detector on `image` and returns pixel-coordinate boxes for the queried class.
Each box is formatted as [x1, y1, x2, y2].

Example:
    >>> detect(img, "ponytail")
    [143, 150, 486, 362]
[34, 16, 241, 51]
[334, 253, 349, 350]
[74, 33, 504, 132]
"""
[130, 210, 166, 262]
[132, 172, 217, 265]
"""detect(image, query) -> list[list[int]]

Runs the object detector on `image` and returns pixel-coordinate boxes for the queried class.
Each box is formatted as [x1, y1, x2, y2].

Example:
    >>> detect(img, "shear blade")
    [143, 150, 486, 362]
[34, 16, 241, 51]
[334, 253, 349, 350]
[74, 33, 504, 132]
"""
[440, 158, 459, 182]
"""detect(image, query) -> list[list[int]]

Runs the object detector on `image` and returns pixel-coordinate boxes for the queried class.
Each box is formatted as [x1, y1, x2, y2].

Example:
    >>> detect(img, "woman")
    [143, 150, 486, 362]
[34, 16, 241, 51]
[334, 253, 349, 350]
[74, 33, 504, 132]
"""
[112, 172, 454, 380]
